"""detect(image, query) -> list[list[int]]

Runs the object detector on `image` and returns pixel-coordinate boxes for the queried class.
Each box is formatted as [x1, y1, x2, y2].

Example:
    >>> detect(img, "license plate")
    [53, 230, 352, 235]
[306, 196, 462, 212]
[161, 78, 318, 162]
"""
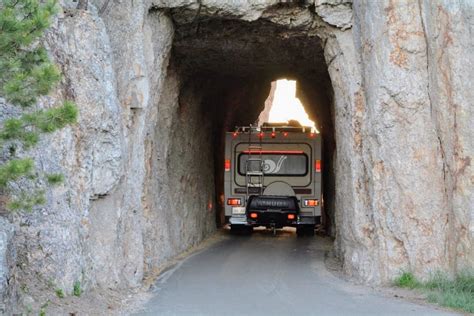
[232, 207, 246, 215]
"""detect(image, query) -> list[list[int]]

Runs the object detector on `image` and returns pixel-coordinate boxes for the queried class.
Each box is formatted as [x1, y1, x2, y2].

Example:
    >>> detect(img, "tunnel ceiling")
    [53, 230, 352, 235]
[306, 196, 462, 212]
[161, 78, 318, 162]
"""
[171, 17, 328, 80]
[166, 11, 334, 134]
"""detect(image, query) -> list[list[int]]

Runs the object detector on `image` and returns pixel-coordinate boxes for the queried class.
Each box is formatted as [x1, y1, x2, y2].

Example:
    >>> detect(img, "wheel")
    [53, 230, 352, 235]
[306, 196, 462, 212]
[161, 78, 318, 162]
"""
[231, 225, 253, 235]
[230, 225, 243, 234]
[296, 226, 305, 237]
[245, 226, 254, 234]
[296, 225, 315, 237]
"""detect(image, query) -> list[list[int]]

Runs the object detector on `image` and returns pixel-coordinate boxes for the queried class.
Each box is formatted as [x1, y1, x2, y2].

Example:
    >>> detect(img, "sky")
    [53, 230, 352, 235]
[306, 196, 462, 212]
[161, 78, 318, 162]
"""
[268, 79, 319, 133]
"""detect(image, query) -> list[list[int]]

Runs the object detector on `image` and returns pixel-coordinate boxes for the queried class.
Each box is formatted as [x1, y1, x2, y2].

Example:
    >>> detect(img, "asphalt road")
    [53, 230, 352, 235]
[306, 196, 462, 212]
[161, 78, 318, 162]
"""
[133, 228, 457, 316]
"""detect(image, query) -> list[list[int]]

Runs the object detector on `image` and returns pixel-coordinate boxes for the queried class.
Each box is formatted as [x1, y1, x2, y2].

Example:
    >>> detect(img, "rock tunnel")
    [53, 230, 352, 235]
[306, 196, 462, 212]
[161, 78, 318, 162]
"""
[141, 6, 338, 277]
[168, 14, 336, 230]
[130, 1, 470, 285]
[2, 1, 472, 310]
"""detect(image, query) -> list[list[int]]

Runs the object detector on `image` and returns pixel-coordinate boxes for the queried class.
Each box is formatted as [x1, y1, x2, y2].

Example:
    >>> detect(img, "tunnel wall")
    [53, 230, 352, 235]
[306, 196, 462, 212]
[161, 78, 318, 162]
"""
[0, 0, 472, 311]
[326, 0, 473, 282]
[296, 78, 336, 235]
[142, 65, 216, 274]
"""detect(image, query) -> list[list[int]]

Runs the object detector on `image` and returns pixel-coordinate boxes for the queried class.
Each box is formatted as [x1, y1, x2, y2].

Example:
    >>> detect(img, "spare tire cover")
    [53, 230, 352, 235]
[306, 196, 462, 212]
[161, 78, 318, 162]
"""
[263, 181, 295, 196]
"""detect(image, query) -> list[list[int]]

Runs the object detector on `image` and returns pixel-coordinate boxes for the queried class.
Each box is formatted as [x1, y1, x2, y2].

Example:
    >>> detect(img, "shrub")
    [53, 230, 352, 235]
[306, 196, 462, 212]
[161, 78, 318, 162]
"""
[393, 271, 420, 289]
[0, 0, 78, 211]
[73, 281, 81, 297]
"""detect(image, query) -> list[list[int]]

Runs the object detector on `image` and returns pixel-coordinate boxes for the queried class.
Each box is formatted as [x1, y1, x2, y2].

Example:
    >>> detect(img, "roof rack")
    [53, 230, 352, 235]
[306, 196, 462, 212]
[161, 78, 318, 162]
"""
[234, 123, 314, 134]
[262, 120, 302, 128]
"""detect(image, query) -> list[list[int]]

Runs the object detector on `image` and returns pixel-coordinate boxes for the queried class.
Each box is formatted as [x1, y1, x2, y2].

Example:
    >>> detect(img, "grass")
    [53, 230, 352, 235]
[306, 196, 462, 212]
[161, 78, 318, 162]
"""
[39, 301, 49, 316]
[73, 281, 82, 297]
[393, 271, 474, 313]
[55, 288, 64, 298]
[393, 271, 420, 289]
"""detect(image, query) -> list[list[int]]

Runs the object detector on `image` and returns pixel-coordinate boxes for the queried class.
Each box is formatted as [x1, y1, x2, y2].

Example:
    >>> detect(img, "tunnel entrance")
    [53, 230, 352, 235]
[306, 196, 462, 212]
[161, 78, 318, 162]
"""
[127, 2, 467, 286]
[152, 12, 336, 236]
[258, 79, 318, 132]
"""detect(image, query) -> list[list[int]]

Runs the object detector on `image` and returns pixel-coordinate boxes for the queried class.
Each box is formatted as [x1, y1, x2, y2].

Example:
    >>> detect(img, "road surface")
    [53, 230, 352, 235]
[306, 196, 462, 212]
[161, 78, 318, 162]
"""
[133, 228, 457, 316]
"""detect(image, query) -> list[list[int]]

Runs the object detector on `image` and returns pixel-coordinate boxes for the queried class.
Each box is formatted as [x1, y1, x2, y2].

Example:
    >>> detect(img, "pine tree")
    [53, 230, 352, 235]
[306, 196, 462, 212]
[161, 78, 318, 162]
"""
[0, 0, 78, 211]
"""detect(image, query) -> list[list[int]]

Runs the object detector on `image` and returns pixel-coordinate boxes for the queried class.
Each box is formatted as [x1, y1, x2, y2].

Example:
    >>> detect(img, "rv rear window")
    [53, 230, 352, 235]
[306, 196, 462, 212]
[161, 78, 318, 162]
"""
[238, 153, 308, 177]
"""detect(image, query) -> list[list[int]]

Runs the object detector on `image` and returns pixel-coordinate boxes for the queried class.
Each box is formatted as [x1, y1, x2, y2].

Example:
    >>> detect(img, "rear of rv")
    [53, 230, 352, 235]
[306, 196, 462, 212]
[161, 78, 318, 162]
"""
[223, 126, 322, 235]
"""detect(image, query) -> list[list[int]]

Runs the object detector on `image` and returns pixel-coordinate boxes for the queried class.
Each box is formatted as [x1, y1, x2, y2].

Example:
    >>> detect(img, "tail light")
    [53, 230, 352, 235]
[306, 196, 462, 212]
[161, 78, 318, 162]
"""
[304, 199, 319, 207]
[227, 198, 242, 206]
[232, 132, 239, 138]
[315, 160, 321, 173]
[283, 132, 288, 137]
[287, 214, 295, 220]
[224, 159, 231, 171]
[249, 212, 258, 219]
[271, 131, 276, 138]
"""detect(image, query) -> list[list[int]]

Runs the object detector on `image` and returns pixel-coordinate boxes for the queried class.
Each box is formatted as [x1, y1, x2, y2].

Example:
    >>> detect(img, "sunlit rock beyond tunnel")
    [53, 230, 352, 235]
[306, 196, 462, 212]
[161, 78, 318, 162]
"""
[260, 79, 319, 133]
[0, 0, 472, 313]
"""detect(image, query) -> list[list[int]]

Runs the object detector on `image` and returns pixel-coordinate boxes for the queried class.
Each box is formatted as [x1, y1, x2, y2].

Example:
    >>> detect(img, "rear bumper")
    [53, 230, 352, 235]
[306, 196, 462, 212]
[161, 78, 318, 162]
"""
[229, 214, 318, 226]
[229, 195, 319, 227]
[247, 210, 297, 227]
[229, 215, 250, 226]
[244, 195, 299, 227]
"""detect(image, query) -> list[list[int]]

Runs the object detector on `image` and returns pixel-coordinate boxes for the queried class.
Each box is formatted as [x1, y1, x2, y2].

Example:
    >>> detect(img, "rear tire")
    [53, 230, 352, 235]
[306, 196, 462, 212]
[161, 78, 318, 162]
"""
[245, 226, 254, 234]
[231, 225, 253, 235]
[296, 226, 306, 237]
[296, 225, 315, 237]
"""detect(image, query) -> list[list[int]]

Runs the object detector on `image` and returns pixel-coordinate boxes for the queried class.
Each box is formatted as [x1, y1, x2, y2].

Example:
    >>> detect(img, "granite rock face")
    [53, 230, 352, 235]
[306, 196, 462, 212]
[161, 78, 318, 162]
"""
[339, 0, 474, 282]
[0, 0, 472, 311]
[0, 218, 13, 312]
[315, 0, 353, 30]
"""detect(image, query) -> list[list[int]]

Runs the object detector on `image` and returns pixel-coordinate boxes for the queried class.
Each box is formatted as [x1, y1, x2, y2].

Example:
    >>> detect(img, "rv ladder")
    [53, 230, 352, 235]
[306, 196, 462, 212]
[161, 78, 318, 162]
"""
[245, 126, 264, 199]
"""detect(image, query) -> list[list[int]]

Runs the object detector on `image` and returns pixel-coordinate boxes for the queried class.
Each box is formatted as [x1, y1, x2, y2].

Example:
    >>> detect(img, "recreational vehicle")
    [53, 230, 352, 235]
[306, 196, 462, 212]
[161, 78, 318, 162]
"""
[224, 122, 322, 236]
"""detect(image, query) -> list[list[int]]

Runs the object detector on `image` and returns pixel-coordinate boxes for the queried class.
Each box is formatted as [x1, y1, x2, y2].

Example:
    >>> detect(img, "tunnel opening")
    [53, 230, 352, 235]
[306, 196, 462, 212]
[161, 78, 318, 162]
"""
[143, 9, 336, 272]
[259, 79, 319, 132]
[170, 17, 336, 229]
[256, 78, 334, 231]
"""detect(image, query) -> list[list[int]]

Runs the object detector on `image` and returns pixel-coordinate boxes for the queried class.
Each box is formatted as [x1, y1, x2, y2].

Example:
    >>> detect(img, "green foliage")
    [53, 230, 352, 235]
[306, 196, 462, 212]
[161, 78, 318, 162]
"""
[7, 190, 45, 212]
[0, 0, 78, 211]
[393, 272, 420, 289]
[55, 288, 64, 298]
[0, 158, 34, 188]
[0, 101, 78, 150]
[39, 300, 49, 316]
[46, 173, 63, 185]
[25, 101, 78, 133]
[394, 270, 474, 313]
[73, 281, 81, 297]
[424, 271, 474, 313]
[0, 0, 58, 107]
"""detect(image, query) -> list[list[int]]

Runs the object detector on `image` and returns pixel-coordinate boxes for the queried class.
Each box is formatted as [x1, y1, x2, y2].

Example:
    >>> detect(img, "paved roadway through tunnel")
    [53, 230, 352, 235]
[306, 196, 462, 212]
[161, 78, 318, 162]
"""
[133, 228, 458, 316]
